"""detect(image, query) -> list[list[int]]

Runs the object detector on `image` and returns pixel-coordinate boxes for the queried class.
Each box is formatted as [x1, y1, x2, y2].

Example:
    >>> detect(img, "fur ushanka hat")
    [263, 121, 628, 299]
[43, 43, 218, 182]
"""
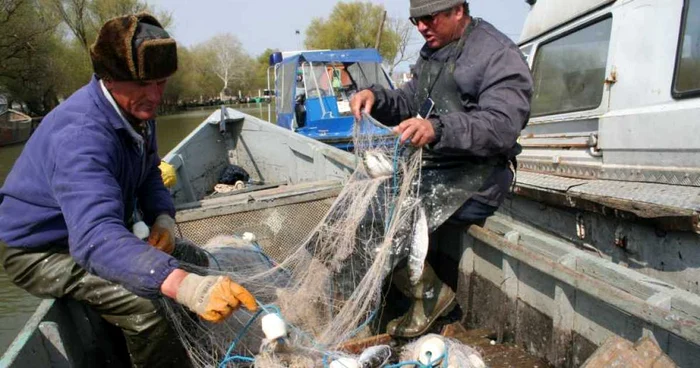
[90, 13, 177, 81]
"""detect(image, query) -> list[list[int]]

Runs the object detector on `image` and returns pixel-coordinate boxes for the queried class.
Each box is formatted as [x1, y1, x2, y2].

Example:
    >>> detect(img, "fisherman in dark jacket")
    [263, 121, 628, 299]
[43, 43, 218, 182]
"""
[351, 0, 533, 337]
[0, 14, 256, 367]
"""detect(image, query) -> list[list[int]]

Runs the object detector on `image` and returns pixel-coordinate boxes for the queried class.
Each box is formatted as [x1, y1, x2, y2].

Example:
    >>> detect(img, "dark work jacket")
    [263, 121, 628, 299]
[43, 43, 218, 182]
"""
[0, 76, 178, 298]
[370, 19, 533, 206]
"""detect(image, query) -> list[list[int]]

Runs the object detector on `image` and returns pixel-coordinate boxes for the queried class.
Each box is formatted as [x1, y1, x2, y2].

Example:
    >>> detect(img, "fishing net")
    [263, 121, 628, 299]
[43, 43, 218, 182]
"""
[164, 114, 487, 367]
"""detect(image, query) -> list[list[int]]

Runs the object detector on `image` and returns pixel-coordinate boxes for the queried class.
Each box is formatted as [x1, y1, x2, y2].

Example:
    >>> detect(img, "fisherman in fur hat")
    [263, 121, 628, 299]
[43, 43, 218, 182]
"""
[0, 14, 257, 367]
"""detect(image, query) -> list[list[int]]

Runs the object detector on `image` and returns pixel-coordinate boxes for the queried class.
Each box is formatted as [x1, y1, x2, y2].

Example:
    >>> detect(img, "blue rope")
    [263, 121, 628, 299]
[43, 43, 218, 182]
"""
[385, 137, 404, 230]
[218, 307, 264, 368]
[346, 306, 379, 339]
[258, 302, 326, 351]
[249, 239, 280, 268]
[201, 234, 284, 273]
[218, 303, 287, 367]
[338, 140, 402, 341]
[199, 247, 223, 271]
[218, 140, 424, 367]
[329, 139, 403, 341]
[219, 355, 254, 365]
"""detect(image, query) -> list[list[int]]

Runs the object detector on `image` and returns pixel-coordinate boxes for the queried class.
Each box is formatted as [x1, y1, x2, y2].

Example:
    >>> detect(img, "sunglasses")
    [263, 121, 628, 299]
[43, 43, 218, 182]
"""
[409, 8, 453, 26]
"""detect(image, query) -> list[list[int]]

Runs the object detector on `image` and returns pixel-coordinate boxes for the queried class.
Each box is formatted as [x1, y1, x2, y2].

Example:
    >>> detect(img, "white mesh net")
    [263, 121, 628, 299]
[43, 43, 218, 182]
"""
[164, 114, 484, 367]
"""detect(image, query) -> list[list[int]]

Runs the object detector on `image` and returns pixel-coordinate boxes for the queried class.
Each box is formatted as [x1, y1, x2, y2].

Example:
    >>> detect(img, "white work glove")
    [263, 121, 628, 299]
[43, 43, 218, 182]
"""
[175, 274, 257, 322]
[148, 214, 176, 254]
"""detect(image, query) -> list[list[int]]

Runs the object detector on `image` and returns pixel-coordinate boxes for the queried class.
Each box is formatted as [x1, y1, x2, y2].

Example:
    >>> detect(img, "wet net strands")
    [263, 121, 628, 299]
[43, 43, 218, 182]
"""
[164, 115, 484, 367]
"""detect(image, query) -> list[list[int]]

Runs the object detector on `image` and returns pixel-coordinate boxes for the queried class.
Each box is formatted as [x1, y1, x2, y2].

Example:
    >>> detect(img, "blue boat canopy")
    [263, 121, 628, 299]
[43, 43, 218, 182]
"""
[281, 49, 383, 64]
[271, 48, 394, 150]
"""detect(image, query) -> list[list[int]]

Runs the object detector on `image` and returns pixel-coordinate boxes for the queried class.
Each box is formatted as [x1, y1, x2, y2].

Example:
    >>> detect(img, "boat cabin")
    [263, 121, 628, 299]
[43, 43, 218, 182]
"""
[454, 0, 700, 366]
[517, 0, 700, 186]
[268, 49, 394, 150]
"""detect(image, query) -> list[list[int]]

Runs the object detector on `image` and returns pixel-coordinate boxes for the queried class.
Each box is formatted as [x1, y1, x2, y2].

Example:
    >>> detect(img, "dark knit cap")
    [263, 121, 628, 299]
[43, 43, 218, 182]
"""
[410, 0, 465, 17]
[90, 13, 177, 81]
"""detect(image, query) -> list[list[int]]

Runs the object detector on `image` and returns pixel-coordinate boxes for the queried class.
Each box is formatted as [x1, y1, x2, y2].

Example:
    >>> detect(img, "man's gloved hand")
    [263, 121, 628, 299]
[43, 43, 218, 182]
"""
[175, 274, 257, 322]
[148, 214, 176, 254]
[159, 161, 177, 188]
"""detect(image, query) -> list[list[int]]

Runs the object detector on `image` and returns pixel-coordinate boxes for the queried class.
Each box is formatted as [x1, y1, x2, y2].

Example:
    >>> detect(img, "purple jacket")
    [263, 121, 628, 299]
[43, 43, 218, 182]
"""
[0, 76, 178, 298]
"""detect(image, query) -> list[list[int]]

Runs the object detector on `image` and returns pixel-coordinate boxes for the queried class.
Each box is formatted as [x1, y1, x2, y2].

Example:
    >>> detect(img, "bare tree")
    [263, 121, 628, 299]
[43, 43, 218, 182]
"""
[199, 33, 251, 99]
[89, 0, 173, 34]
[0, 0, 23, 24]
[386, 17, 416, 76]
[48, 0, 90, 50]
[47, 0, 173, 52]
[89, 0, 146, 31]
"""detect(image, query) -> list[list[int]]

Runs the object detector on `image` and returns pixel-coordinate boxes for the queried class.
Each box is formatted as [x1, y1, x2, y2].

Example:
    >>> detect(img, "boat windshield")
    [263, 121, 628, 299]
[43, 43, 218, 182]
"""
[275, 55, 393, 128]
[296, 61, 392, 101]
[301, 62, 336, 99]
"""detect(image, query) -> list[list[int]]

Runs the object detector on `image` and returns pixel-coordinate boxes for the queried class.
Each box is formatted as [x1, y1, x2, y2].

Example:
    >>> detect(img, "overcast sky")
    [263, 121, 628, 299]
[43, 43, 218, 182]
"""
[148, 0, 531, 72]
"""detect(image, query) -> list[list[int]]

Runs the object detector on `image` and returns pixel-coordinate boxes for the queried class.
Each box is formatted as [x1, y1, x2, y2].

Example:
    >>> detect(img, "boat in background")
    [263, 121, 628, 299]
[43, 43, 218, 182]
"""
[0, 109, 33, 147]
[268, 49, 394, 151]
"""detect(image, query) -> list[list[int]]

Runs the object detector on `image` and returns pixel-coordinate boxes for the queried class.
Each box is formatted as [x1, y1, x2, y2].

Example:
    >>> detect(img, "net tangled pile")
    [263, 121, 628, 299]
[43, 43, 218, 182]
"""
[164, 114, 485, 367]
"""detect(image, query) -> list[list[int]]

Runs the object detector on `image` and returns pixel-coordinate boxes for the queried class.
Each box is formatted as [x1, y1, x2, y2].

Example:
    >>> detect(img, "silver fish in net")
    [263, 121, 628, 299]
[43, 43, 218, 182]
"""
[408, 206, 429, 285]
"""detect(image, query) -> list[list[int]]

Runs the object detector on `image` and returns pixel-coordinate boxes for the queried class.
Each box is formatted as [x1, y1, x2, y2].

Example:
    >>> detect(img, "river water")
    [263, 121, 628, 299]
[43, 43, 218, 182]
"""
[0, 103, 274, 353]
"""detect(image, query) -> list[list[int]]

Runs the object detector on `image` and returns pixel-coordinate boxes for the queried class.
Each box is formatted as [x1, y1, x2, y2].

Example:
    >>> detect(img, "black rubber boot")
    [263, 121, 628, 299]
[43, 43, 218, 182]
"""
[386, 262, 456, 338]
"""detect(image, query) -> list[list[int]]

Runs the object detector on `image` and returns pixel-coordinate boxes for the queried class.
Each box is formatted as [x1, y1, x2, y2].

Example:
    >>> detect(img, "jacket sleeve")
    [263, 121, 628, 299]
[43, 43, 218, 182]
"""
[51, 122, 178, 298]
[368, 77, 419, 126]
[433, 47, 533, 157]
[138, 123, 176, 225]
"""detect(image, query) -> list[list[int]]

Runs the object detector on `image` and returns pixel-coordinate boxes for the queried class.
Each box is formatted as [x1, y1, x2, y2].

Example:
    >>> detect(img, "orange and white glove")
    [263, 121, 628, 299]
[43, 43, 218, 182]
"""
[175, 274, 257, 322]
[148, 214, 176, 254]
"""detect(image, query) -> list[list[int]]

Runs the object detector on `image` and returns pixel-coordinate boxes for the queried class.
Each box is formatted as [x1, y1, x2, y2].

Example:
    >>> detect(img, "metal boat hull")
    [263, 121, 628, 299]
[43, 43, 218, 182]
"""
[3, 108, 700, 367]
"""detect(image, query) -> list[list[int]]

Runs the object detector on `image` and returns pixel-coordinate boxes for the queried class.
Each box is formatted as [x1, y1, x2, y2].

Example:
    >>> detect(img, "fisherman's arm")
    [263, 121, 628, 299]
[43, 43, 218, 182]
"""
[431, 47, 533, 156]
[52, 124, 257, 321]
[351, 77, 418, 126]
[51, 122, 178, 298]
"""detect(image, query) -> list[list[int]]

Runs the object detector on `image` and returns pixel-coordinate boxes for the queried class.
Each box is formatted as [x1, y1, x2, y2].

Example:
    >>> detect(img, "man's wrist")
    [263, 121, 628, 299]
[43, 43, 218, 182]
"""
[429, 117, 444, 143]
[366, 85, 382, 103]
[161, 268, 188, 298]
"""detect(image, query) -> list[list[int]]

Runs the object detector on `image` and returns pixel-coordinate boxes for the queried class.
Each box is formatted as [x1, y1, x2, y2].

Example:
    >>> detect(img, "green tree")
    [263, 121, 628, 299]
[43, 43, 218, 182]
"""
[304, 1, 400, 62]
[250, 48, 278, 92]
[163, 46, 219, 107]
[0, 0, 64, 115]
[0, 0, 175, 115]
[0, 0, 56, 79]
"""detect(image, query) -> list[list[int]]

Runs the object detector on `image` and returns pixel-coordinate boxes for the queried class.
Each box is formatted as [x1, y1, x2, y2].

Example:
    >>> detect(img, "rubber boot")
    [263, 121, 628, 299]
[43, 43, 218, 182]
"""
[386, 262, 456, 338]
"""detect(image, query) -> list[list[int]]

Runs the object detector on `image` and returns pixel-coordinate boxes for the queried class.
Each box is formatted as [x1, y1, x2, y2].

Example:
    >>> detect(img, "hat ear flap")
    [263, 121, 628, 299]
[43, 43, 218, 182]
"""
[137, 39, 178, 80]
[90, 15, 139, 80]
[123, 16, 139, 80]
